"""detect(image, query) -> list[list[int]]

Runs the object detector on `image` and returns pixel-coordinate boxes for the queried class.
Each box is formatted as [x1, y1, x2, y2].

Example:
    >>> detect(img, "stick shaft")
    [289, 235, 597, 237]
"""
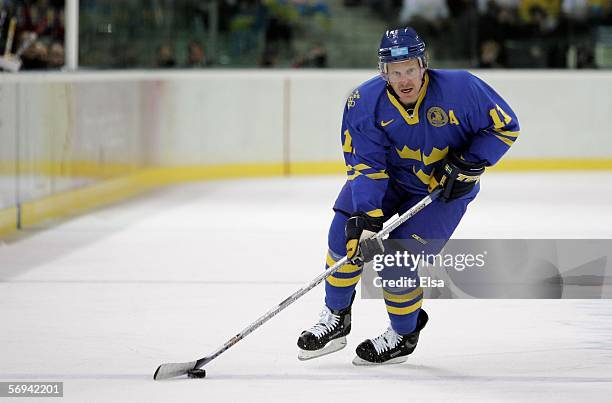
[4, 17, 16, 57]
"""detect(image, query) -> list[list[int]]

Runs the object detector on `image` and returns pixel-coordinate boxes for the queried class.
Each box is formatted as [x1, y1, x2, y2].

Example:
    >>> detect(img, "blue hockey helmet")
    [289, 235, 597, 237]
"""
[378, 27, 427, 76]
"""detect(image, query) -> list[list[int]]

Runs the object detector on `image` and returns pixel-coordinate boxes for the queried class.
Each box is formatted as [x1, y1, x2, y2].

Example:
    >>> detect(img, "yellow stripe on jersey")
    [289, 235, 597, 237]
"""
[346, 164, 388, 181]
[413, 167, 431, 185]
[422, 146, 449, 166]
[365, 171, 389, 179]
[353, 163, 372, 171]
[396, 145, 421, 161]
[494, 134, 515, 147]
[386, 299, 423, 315]
[342, 130, 353, 153]
[495, 129, 520, 138]
[347, 172, 388, 180]
[347, 171, 362, 180]
[396, 146, 448, 166]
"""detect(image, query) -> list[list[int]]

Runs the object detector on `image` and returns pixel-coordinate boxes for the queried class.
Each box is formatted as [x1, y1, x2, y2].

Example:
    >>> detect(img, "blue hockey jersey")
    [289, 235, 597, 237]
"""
[341, 69, 520, 216]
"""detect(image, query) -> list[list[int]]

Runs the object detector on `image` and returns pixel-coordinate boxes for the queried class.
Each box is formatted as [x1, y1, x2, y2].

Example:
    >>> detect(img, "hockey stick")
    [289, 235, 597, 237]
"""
[0, 17, 21, 72]
[153, 188, 441, 380]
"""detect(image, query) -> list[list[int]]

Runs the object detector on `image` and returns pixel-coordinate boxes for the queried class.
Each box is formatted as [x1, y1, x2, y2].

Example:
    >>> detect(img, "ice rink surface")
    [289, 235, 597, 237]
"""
[1, 172, 612, 402]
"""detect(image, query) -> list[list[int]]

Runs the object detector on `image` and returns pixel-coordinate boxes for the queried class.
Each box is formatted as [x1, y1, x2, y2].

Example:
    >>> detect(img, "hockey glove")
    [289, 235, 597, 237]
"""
[428, 151, 486, 201]
[345, 212, 385, 264]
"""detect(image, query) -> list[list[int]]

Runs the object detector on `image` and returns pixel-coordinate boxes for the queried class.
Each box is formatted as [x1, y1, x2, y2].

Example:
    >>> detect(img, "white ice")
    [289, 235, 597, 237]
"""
[1, 172, 612, 402]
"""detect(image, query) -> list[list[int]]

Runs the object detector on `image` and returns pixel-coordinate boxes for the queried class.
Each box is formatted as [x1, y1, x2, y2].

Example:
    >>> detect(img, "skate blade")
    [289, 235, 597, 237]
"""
[297, 337, 347, 361]
[351, 355, 408, 366]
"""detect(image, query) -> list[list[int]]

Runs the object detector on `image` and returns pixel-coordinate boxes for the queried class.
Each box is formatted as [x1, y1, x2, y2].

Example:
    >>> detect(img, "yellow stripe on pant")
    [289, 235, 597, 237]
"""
[325, 251, 362, 288]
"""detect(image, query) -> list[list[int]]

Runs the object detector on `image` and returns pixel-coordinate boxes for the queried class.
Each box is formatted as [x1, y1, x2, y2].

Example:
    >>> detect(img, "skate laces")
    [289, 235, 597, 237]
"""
[371, 327, 403, 354]
[307, 307, 340, 339]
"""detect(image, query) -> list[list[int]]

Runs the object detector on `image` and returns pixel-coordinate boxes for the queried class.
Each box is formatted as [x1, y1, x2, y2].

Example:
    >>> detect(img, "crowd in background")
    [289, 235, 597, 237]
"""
[350, 0, 612, 68]
[1, 0, 612, 70]
[76, 0, 331, 69]
[0, 0, 65, 70]
[146, 0, 330, 68]
[218, 0, 330, 67]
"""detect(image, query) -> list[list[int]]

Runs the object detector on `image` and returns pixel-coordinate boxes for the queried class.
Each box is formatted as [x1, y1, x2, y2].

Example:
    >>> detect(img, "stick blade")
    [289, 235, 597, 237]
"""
[153, 360, 198, 380]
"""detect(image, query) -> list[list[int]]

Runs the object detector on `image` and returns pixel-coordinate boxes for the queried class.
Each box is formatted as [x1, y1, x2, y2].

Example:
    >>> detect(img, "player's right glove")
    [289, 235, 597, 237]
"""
[428, 151, 486, 201]
[345, 212, 385, 265]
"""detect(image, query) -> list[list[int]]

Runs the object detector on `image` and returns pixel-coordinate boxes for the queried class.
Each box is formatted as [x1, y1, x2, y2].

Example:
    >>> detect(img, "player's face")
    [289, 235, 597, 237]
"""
[386, 59, 425, 105]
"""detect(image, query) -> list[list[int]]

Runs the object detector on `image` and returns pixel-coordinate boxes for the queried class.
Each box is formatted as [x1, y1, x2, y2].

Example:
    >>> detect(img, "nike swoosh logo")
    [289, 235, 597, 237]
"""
[381, 119, 394, 127]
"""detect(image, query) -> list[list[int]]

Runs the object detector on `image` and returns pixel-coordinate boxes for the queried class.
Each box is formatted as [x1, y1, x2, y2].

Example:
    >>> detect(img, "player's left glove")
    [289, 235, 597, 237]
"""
[345, 212, 385, 265]
[429, 151, 486, 201]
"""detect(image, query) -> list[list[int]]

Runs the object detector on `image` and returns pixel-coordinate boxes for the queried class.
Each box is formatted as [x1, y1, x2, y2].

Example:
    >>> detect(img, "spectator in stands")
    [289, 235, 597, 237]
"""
[522, 1, 560, 33]
[47, 41, 64, 69]
[399, 0, 450, 57]
[228, 1, 263, 61]
[294, 0, 331, 18]
[186, 41, 209, 67]
[519, 0, 561, 26]
[263, 0, 297, 59]
[156, 43, 176, 68]
[478, 0, 520, 40]
[477, 1, 520, 66]
[292, 42, 328, 67]
[399, 0, 450, 26]
[562, 0, 611, 21]
[562, 0, 589, 19]
[20, 37, 48, 70]
[575, 43, 596, 67]
[260, 44, 280, 67]
[20, 0, 65, 42]
[1, 0, 65, 70]
[478, 39, 506, 66]
[586, 0, 611, 20]
[445, 0, 479, 60]
[295, 0, 332, 34]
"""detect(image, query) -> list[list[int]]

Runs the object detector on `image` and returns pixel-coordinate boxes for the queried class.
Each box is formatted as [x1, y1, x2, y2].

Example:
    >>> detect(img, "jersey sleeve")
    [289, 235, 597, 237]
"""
[341, 94, 390, 217]
[462, 74, 520, 166]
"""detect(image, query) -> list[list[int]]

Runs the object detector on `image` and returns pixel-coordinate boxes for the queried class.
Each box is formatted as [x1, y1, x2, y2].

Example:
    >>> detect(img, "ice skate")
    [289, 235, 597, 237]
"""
[297, 303, 352, 361]
[352, 310, 428, 365]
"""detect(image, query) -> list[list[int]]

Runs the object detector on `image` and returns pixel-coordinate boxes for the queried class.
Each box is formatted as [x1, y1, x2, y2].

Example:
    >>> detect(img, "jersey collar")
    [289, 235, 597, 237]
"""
[386, 72, 429, 125]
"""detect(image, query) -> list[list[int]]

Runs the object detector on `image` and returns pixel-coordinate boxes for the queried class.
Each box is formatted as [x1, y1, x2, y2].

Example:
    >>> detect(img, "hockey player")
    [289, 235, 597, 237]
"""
[297, 27, 519, 365]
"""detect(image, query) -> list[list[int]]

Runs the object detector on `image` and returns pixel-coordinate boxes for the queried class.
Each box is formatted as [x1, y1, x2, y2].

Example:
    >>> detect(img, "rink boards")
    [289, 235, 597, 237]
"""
[1, 70, 612, 237]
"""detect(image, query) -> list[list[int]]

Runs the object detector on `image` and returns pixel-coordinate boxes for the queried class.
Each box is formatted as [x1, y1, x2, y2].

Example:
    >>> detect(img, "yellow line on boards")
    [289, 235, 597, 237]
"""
[143, 163, 285, 184]
[19, 170, 156, 228]
[0, 207, 18, 238]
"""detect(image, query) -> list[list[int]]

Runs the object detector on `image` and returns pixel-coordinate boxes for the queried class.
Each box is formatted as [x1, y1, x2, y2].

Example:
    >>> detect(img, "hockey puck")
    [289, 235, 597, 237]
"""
[187, 369, 207, 379]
